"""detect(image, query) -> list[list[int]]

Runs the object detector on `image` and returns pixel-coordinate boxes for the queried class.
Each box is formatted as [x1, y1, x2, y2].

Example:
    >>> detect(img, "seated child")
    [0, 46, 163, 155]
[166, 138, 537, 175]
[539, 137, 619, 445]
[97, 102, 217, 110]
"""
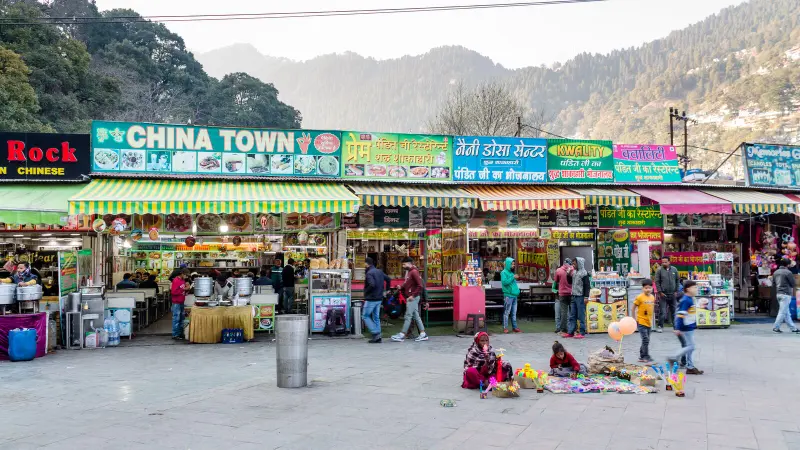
[462, 331, 513, 389]
[549, 341, 588, 377]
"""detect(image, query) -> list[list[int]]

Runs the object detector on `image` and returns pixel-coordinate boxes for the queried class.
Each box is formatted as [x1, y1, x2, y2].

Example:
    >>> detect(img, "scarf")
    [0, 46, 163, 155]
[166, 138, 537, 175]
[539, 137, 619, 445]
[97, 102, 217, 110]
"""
[464, 332, 496, 374]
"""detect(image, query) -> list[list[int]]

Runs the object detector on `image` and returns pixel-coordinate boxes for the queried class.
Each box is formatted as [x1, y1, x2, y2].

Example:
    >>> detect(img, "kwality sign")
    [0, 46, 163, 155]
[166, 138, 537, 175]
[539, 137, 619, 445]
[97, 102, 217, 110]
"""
[1, 132, 90, 181]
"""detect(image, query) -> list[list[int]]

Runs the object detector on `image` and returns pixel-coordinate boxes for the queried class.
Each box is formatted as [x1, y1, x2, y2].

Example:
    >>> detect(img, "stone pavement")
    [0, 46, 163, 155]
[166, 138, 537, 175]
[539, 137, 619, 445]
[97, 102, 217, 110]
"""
[1, 324, 799, 450]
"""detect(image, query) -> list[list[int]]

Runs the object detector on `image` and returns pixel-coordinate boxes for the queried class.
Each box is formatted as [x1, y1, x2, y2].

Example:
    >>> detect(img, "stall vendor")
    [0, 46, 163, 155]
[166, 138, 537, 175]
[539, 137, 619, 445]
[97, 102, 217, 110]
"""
[462, 331, 513, 389]
[11, 262, 38, 286]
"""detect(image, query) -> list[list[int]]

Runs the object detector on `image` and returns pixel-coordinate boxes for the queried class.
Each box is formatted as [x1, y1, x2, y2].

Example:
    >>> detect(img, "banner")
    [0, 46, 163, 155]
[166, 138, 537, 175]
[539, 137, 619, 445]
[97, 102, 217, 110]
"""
[91, 121, 342, 178]
[597, 229, 631, 276]
[613, 144, 681, 183]
[452, 136, 546, 183]
[546, 139, 614, 183]
[1, 132, 89, 181]
[598, 206, 663, 228]
[664, 252, 714, 279]
[341, 131, 452, 181]
[665, 214, 724, 230]
[539, 208, 597, 228]
[58, 251, 78, 297]
[742, 142, 800, 188]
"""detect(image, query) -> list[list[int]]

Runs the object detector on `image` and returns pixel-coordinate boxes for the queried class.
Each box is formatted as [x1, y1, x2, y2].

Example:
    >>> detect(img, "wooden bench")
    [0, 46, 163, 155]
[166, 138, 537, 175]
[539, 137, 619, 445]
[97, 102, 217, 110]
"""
[423, 289, 454, 327]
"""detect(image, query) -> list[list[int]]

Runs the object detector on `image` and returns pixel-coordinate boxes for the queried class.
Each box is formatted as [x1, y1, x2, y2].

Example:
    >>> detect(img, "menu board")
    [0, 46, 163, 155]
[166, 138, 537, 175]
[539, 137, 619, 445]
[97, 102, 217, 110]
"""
[283, 213, 336, 231]
[516, 238, 549, 283]
[597, 229, 631, 276]
[539, 208, 596, 228]
[341, 132, 452, 181]
[665, 214, 724, 230]
[91, 121, 342, 178]
[742, 143, 800, 188]
[423, 208, 443, 229]
[426, 229, 442, 285]
[598, 206, 663, 229]
[613, 144, 681, 183]
[341, 213, 359, 229]
[586, 300, 628, 334]
[546, 139, 614, 183]
[58, 251, 78, 297]
[470, 211, 507, 228]
[452, 136, 546, 183]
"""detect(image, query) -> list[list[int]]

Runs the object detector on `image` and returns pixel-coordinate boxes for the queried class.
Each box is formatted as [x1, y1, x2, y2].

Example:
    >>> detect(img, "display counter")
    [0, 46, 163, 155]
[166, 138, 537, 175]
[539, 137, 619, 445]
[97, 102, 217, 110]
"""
[188, 306, 254, 343]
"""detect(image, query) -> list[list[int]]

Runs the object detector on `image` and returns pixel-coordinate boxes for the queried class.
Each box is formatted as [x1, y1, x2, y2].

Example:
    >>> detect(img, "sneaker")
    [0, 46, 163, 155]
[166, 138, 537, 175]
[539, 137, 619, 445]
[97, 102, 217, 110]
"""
[414, 332, 429, 342]
[686, 367, 703, 375]
[793, 329, 800, 333]
[638, 358, 647, 363]
[560, 332, 570, 337]
[368, 335, 382, 343]
[573, 334, 585, 339]
[503, 329, 509, 334]
[656, 327, 663, 333]
[391, 333, 405, 342]
[554, 330, 561, 334]
[773, 328, 783, 333]
[563, 334, 574, 338]
[513, 328, 522, 333]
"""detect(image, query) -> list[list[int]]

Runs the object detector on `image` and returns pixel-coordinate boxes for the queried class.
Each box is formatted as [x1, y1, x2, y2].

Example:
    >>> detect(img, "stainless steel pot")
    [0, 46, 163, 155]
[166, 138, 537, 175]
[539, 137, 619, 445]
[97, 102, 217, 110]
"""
[233, 277, 253, 297]
[0, 283, 16, 305]
[193, 276, 214, 298]
[16, 284, 43, 302]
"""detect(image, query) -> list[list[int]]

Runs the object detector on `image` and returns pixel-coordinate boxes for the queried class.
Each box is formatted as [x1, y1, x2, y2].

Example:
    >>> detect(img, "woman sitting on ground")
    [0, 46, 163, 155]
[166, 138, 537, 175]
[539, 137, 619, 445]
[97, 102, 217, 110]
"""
[462, 331, 513, 389]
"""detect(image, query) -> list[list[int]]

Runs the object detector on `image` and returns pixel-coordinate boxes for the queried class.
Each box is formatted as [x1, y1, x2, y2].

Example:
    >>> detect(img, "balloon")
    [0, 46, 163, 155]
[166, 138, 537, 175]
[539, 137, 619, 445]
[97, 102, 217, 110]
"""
[91, 218, 106, 233]
[185, 236, 196, 248]
[130, 228, 143, 242]
[607, 322, 623, 341]
[619, 316, 638, 335]
[148, 227, 160, 241]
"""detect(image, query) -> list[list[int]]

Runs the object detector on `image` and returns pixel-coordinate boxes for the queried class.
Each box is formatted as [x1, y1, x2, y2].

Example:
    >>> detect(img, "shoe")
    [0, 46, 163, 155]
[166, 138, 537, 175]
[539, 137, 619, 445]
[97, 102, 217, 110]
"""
[414, 332, 429, 342]
[368, 337, 382, 343]
[559, 332, 570, 337]
[656, 327, 663, 333]
[773, 328, 783, 333]
[667, 357, 677, 366]
[643, 358, 655, 365]
[793, 329, 800, 333]
[638, 358, 647, 363]
[391, 333, 405, 342]
[554, 330, 561, 334]
[563, 334, 574, 338]
[513, 328, 522, 333]
[503, 329, 509, 334]
[686, 368, 703, 375]
[573, 334, 585, 339]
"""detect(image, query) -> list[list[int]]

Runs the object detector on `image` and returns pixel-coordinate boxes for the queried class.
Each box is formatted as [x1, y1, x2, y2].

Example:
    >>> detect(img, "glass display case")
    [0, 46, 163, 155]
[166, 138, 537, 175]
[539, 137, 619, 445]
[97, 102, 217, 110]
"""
[308, 269, 351, 333]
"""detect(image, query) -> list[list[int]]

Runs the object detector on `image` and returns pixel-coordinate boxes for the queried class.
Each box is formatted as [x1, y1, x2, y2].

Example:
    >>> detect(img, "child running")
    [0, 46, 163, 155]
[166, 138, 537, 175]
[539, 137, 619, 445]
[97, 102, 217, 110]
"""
[549, 341, 588, 377]
[632, 279, 656, 363]
[669, 280, 704, 375]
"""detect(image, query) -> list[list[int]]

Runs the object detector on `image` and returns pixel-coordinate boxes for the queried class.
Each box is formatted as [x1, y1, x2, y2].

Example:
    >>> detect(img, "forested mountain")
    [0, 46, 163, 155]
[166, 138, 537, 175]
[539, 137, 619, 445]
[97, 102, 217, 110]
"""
[0, 0, 301, 133]
[197, 0, 800, 173]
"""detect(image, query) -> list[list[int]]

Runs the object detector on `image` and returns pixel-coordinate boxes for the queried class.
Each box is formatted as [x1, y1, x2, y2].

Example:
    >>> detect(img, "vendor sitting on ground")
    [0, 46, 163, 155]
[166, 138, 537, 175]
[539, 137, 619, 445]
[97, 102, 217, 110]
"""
[549, 341, 588, 377]
[462, 331, 513, 389]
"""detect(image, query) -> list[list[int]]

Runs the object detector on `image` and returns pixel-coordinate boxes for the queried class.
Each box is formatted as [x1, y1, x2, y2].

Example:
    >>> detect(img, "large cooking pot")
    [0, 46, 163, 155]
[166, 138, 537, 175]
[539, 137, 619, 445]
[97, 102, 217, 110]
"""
[233, 277, 253, 297]
[16, 284, 43, 302]
[0, 283, 16, 305]
[193, 276, 214, 298]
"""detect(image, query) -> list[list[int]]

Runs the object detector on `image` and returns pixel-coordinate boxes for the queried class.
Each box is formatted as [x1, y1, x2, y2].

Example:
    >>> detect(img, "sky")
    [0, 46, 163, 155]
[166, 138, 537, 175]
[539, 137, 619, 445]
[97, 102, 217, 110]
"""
[93, 0, 748, 69]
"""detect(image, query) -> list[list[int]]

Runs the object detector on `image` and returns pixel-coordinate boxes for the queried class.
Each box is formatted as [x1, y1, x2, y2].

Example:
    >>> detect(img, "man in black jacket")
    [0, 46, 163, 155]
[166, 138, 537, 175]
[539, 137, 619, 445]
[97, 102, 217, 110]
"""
[363, 257, 391, 343]
[282, 259, 295, 313]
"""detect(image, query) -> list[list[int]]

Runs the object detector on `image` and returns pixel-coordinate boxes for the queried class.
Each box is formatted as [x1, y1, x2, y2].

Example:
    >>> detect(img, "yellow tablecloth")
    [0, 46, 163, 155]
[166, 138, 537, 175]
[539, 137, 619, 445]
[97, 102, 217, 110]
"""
[188, 306, 254, 344]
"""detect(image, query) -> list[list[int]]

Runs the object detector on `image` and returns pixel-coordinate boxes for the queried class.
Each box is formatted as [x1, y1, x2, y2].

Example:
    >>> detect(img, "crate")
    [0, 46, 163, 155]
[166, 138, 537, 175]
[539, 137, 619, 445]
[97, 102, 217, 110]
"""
[221, 328, 244, 344]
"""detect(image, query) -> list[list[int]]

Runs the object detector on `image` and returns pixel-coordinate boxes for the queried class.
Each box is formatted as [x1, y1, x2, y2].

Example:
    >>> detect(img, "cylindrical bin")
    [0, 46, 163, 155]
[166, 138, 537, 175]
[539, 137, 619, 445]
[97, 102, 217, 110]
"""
[275, 314, 309, 388]
[351, 300, 363, 338]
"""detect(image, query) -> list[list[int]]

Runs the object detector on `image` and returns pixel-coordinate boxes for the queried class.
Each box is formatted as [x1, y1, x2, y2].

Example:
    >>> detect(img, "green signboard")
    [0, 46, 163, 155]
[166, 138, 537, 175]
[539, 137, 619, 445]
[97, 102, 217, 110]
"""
[91, 121, 342, 178]
[546, 139, 614, 183]
[341, 131, 452, 181]
[597, 229, 631, 275]
[598, 206, 663, 228]
[58, 250, 78, 297]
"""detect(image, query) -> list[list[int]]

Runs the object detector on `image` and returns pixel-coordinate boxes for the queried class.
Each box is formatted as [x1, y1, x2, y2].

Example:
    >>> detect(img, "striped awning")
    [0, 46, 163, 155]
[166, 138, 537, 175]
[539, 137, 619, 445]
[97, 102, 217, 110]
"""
[69, 179, 360, 215]
[701, 189, 797, 214]
[347, 184, 477, 208]
[570, 187, 641, 207]
[464, 186, 585, 211]
[0, 183, 86, 225]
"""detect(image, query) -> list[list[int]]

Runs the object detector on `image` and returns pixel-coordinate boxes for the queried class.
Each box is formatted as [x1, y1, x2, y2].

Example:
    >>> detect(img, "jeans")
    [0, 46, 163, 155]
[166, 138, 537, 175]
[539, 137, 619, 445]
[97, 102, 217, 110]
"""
[283, 287, 295, 313]
[554, 300, 561, 332]
[568, 295, 586, 335]
[503, 296, 518, 330]
[658, 293, 677, 328]
[558, 295, 571, 332]
[362, 300, 382, 336]
[773, 294, 797, 331]
[638, 323, 651, 359]
[401, 296, 425, 334]
[674, 329, 696, 369]
[171, 303, 185, 338]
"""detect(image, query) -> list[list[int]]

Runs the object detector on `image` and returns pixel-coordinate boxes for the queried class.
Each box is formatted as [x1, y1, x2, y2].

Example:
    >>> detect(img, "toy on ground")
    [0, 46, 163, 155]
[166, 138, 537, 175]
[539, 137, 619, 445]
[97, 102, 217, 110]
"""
[486, 376, 520, 398]
[544, 375, 657, 395]
[653, 362, 686, 396]
[495, 348, 506, 382]
[515, 363, 549, 392]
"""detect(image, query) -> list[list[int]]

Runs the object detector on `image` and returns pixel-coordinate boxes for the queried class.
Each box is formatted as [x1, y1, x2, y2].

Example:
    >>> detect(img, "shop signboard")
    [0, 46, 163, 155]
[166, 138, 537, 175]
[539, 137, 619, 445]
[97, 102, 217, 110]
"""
[505, 211, 538, 228]
[373, 207, 409, 228]
[452, 136, 546, 183]
[664, 214, 724, 230]
[598, 206, 663, 228]
[517, 238, 549, 283]
[629, 229, 664, 243]
[544, 230, 595, 241]
[58, 250, 78, 297]
[664, 252, 714, 279]
[423, 208, 443, 229]
[741, 142, 800, 188]
[612, 144, 681, 183]
[341, 131, 452, 181]
[539, 207, 597, 228]
[0, 132, 90, 181]
[546, 139, 614, 183]
[597, 229, 631, 276]
[469, 211, 507, 229]
[91, 121, 342, 178]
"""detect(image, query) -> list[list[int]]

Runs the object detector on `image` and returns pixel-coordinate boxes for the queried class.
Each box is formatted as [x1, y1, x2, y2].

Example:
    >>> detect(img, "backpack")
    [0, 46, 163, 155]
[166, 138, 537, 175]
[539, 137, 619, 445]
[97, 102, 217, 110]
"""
[323, 309, 349, 336]
[383, 290, 403, 319]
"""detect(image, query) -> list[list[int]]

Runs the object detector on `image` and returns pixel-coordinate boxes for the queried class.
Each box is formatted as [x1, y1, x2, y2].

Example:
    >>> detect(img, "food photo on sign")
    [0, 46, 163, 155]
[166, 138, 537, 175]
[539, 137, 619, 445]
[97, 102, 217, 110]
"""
[341, 131, 452, 181]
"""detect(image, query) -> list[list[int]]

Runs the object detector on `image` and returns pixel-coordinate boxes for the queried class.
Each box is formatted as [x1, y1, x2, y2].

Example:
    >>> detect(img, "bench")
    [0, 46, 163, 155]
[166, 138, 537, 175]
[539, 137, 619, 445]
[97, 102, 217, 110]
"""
[423, 289, 454, 327]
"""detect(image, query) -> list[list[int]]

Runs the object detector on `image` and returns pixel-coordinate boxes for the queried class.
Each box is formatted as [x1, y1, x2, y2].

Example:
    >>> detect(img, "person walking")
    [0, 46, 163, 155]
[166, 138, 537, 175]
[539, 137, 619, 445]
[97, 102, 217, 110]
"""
[654, 256, 680, 333]
[363, 257, 391, 343]
[567, 257, 589, 339]
[553, 258, 574, 335]
[501, 257, 521, 333]
[772, 258, 799, 333]
[670, 280, 703, 375]
[171, 269, 191, 340]
[392, 257, 428, 342]
[282, 258, 295, 314]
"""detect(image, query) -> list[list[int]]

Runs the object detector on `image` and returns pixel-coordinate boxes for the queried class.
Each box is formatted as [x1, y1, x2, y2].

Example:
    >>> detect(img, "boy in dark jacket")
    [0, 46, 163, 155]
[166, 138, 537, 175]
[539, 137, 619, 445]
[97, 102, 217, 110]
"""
[363, 257, 391, 343]
[669, 280, 704, 375]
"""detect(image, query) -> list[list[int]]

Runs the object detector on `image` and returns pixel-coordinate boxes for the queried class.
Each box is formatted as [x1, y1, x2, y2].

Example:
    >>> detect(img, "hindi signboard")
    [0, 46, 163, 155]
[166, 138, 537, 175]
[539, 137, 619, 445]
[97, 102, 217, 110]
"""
[546, 139, 614, 183]
[598, 206, 663, 229]
[341, 132, 452, 181]
[452, 136, 546, 183]
[613, 144, 681, 183]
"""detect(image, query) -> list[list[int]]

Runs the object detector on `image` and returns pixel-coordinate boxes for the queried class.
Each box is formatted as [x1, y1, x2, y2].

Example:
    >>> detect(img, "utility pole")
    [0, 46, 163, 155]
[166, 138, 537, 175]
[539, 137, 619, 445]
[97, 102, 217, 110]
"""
[669, 107, 675, 146]
[515, 116, 522, 138]
[669, 107, 693, 171]
[683, 111, 688, 172]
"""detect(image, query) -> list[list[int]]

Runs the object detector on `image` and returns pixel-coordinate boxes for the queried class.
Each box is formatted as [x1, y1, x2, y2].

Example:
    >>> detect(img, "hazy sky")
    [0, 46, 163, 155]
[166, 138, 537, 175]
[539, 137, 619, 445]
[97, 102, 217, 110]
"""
[94, 0, 747, 69]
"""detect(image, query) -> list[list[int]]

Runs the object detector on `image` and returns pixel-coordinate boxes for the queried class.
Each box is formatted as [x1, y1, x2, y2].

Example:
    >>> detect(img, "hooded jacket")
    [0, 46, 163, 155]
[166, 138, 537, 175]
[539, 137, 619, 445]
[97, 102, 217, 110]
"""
[501, 257, 520, 298]
[571, 257, 590, 298]
[364, 264, 391, 301]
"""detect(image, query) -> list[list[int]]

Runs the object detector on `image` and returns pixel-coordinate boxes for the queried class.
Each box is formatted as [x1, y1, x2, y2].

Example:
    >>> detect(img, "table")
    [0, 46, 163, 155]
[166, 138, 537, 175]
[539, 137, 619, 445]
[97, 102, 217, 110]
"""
[188, 306, 254, 344]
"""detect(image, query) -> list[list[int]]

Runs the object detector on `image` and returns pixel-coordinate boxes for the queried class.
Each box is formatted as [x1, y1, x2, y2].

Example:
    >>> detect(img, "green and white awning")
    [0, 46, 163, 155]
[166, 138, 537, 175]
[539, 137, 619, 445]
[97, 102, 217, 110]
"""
[69, 179, 360, 215]
[570, 187, 641, 207]
[348, 184, 477, 208]
[0, 183, 86, 225]
[702, 189, 797, 214]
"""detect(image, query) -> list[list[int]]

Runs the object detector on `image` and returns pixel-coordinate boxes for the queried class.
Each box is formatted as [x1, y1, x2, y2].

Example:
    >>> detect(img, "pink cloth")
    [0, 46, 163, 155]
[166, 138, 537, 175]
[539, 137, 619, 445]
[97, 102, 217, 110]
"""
[632, 188, 732, 214]
[0, 313, 47, 360]
[171, 277, 187, 304]
[462, 367, 486, 389]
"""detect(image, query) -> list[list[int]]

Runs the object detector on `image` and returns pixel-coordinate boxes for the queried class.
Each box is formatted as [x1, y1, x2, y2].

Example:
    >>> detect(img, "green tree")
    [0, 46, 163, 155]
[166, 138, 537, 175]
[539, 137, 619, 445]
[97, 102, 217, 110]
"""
[206, 73, 301, 128]
[0, 45, 49, 132]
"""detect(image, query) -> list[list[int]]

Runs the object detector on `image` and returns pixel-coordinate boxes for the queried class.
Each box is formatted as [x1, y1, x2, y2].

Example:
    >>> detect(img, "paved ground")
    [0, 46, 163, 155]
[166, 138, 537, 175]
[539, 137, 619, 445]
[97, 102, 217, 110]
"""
[1, 324, 799, 450]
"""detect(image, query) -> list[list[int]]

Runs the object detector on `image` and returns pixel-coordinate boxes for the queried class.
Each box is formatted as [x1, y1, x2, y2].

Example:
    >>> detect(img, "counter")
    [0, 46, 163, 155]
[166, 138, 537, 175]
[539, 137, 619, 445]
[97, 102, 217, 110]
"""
[452, 286, 486, 332]
[188, 306, 254, 343]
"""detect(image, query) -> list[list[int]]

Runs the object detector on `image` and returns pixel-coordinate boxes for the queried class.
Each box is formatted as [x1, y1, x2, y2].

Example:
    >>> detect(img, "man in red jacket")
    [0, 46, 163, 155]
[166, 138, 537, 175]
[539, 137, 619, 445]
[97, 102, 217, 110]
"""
[171, 269, 191, 340]
[392, 257, 428, 342]
[553, 258, 574, 335]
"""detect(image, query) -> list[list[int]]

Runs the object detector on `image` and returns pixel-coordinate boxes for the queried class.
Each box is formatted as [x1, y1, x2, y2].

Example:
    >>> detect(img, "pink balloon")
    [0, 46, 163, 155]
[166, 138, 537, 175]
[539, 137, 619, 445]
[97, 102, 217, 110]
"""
[608, 322, 623, 341]
[619, 316, 638, 335]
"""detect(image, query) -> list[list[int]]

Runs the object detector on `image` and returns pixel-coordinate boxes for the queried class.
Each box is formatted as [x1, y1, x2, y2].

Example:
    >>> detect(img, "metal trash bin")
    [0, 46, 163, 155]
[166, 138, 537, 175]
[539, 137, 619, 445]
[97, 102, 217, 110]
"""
[351, 300, 363, 338]
[276, 314, 309, 388]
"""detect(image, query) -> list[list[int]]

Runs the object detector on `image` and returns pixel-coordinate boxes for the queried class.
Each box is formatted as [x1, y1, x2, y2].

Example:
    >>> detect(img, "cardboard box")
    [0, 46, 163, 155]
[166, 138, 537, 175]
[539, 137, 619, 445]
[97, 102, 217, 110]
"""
[631, 374, 656, 387]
